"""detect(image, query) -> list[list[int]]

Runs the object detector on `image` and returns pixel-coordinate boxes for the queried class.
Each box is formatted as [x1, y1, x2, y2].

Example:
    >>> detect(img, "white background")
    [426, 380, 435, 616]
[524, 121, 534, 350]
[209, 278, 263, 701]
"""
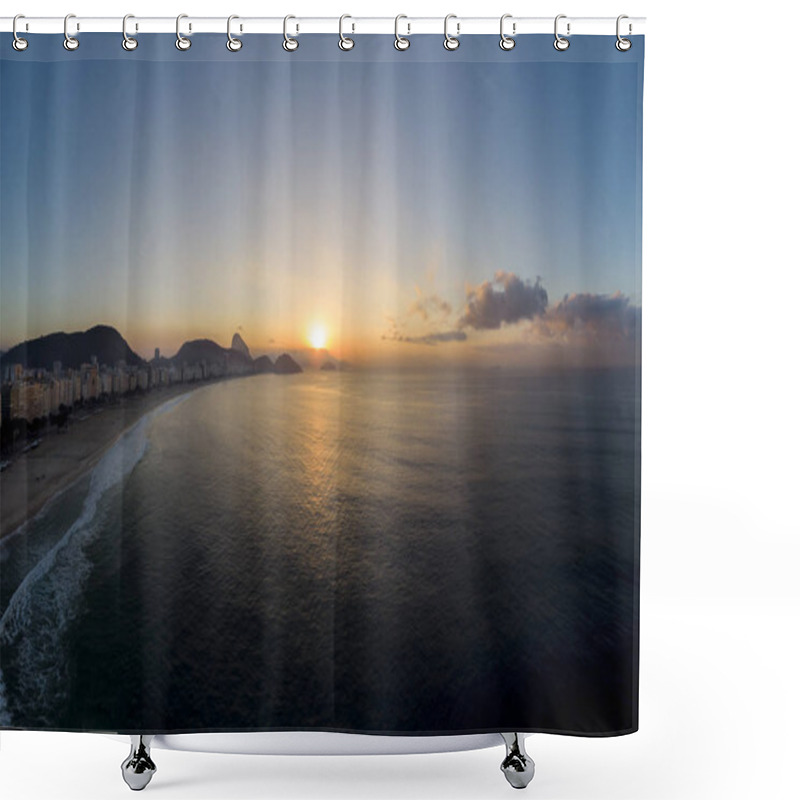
[2, 1, 799, 798]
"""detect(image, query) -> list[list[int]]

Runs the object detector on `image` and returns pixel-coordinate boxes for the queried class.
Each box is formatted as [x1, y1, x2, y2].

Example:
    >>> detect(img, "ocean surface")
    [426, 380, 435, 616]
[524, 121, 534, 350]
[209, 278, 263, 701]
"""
[0, 367, 639, 734]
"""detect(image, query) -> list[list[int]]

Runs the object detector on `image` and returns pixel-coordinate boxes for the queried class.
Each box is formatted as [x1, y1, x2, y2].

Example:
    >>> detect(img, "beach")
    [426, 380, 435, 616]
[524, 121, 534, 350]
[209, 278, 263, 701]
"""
[0, 382, 203, 540]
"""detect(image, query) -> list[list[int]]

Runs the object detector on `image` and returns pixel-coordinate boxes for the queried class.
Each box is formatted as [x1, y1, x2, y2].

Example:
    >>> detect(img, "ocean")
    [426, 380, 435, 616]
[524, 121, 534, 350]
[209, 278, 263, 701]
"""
[0, 367, 639, 735]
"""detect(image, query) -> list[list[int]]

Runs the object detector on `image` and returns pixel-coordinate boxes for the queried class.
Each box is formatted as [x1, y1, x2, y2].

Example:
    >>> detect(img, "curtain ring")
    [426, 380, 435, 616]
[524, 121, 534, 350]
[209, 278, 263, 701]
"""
[122, 14, 138, 51]
[12, 14, 28, 51]
[176, 14, 191, 50]
[283, 15, 298, 51]
[339, 14, 354, 51]
[616, 15, 632, 51]
[394, 14, 410, 51]
[227, 15, 242, 51]
[553, 14, 570, 51]
[499, 14, 515, 50]
[63, 13, 79, 51]
[443, 14, 460, 51]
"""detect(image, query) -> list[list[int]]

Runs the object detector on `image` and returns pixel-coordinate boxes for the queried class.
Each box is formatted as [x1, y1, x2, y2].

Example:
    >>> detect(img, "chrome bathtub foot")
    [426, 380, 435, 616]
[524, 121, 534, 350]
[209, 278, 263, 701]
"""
[500, 733, 535, 789]
[121, 735, 157, 791]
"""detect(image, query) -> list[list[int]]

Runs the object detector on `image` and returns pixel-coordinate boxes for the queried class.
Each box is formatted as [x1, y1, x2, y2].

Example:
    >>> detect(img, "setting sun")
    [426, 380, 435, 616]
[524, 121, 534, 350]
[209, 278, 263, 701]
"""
[309, 324, 327, 350]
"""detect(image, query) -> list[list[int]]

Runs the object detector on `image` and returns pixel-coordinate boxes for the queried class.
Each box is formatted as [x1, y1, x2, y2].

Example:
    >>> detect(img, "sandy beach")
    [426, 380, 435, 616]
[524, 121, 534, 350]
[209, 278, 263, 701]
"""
[0, 382, 206, 540]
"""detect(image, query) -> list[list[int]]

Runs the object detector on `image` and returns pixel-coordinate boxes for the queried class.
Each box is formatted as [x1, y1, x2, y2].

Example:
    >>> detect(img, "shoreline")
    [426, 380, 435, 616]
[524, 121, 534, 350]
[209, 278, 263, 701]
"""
[0, 381, 208, 541]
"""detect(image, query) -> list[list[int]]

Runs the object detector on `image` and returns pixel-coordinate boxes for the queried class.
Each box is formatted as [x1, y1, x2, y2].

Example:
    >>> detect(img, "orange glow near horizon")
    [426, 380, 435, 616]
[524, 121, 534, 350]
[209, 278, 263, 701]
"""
[309, 324, 327, 350]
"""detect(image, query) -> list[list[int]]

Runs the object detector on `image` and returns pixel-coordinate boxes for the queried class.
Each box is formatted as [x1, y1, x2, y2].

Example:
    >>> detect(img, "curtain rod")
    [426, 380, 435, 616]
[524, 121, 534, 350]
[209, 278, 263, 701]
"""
[0, 16, 646, 36]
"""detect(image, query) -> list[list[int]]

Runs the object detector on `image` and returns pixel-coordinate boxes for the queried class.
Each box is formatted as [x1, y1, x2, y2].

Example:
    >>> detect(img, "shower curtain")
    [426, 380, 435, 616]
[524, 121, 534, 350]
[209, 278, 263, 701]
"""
[0, 31, 643, 737]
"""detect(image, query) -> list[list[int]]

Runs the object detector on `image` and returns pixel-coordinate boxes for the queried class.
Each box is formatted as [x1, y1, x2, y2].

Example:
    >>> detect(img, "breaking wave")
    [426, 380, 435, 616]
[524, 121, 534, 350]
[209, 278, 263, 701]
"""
[0, 394, 190, 726]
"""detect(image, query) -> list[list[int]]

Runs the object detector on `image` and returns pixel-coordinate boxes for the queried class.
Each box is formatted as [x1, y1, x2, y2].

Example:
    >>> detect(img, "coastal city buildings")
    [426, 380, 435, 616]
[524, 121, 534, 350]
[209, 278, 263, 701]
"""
[1, 358, 212, 427]
[1, 330, 301, 443]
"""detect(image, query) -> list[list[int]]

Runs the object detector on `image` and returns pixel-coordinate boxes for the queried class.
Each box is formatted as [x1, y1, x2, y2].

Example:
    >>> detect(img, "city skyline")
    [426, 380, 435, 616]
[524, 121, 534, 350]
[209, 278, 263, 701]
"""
[0, 324, 309, 429]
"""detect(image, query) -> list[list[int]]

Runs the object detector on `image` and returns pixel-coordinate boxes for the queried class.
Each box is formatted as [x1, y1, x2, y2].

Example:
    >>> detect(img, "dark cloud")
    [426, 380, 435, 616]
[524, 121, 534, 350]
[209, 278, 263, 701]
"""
[536, 292, 640, 341]
[382, 273, 640, 354]
[459, 271, 548, 330]
[383, 329, 467, 346]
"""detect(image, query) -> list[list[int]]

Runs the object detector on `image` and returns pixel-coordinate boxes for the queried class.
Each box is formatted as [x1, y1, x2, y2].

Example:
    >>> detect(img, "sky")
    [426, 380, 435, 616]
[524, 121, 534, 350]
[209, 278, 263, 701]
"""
[0, 33, 643, 367]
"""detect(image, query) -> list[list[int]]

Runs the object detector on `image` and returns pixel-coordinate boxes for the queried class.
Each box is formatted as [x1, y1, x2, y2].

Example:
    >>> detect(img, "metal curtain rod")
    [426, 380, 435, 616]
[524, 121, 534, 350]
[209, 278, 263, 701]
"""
[0, 16, 646, 36]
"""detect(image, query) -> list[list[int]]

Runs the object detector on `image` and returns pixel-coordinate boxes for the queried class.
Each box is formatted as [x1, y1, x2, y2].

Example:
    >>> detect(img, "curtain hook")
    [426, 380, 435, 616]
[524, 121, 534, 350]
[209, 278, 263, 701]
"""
[616, 14, 632, 51]
[553, 14, 570, 51]
[63, 13, 79, 51]
[394, 14, 410, 51]
[339, 14, 354, 51]
[12, 14, 28, 51]
[176, 14, 191, 50]
[283, 15, 298, 51]
[443, 14, 460, 51]
[227, 15, 242, 51]
[499, 14, 516, 51]
[122, 14, 138, 51]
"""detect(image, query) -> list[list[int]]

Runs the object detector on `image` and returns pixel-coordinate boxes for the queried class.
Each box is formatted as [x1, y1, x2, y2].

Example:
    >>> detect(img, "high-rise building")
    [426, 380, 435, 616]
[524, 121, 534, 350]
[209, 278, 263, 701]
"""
[155, 347, 161, 361]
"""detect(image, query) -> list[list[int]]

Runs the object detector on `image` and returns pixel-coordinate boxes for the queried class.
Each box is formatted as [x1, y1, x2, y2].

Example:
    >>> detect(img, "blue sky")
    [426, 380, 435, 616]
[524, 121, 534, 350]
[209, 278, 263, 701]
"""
[1, 33, 643, 365]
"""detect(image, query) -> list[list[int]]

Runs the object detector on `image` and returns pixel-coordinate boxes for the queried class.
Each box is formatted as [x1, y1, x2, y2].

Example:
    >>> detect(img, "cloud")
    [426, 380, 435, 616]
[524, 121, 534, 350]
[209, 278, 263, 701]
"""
[459, 271, 548, 330]
[534, 292, 640, 342]
[383, 271, 549, 345]
[382, 286, 461, 346]
[409, 288, 452, 322]
[383, 328, 467, 346]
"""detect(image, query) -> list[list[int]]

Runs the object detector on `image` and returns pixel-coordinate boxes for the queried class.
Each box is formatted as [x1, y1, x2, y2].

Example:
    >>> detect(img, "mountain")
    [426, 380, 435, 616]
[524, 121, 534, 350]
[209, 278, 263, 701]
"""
[231, 332, 251, 359]
[2, 326, 307, 379]
[0, 325, 145, 370]
[170, 338, 252, 369]
[171, 338, 229, 365]
[273, 354, 303, 374]
[275, 347, 341, 371]
[253, 355, 274, 373]
[320, 361, 337, 371]
[169, 341, 301, 375]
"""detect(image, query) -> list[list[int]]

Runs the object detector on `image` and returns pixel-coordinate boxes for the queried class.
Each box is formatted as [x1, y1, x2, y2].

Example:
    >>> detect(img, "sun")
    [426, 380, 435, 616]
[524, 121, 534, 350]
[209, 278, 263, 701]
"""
[309, 324, 327, 350]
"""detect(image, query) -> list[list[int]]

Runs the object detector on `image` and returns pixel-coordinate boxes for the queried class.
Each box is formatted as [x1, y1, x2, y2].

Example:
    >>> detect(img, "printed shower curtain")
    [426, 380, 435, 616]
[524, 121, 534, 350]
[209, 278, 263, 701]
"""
[0, 31, 642, 736]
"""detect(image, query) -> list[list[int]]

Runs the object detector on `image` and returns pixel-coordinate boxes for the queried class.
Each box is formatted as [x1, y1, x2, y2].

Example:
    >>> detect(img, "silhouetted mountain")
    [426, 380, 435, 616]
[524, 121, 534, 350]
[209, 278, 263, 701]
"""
[227, 349, 252, 369]
[171, 339, 228, 364]
[2, 326, 310, 380]
[0, 325, 144, 370]
[169, 338, 252, 368]
[231, 332, 251, 359]
[320, 361, 337, 371]
[253, 355, 275, 373]
[274, 354, 303, 374]
[283, 347, 340, 370]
